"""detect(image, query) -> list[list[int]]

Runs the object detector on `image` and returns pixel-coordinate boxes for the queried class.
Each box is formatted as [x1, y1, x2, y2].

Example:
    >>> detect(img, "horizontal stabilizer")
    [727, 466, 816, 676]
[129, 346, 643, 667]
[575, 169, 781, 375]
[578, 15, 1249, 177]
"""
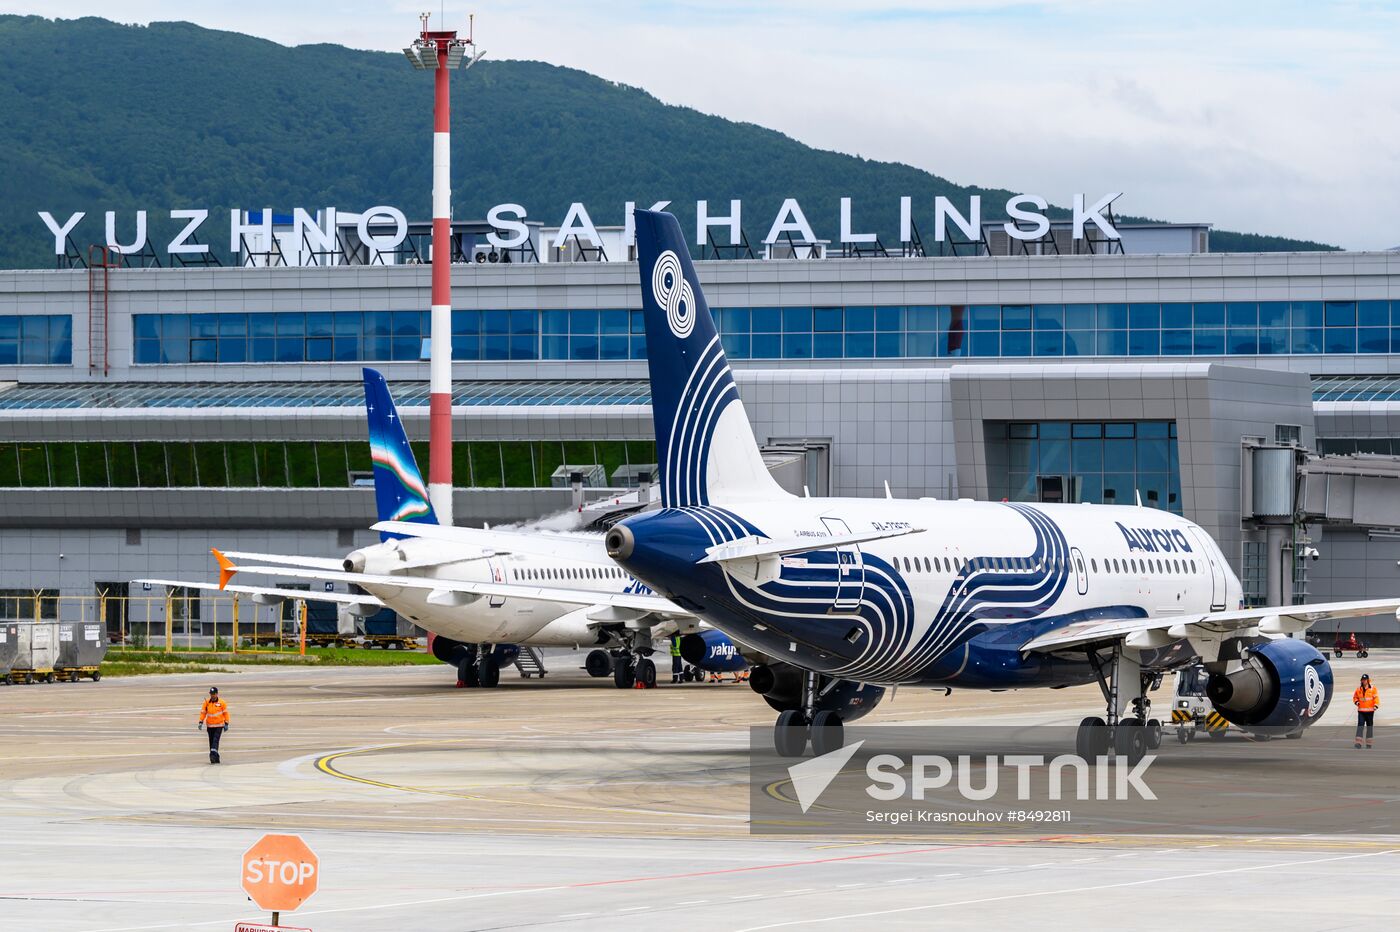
[698, 525, 925, 565]
[371, 520, 609, 564]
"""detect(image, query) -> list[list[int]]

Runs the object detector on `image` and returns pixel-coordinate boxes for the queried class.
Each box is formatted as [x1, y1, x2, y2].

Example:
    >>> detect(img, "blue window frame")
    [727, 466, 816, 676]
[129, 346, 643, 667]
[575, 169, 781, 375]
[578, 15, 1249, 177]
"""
[123, 299, 1400, 366]
[1, 315, 73, 366]
[1324, 301, 1356, 327]
[1226, 302, 1257, 327]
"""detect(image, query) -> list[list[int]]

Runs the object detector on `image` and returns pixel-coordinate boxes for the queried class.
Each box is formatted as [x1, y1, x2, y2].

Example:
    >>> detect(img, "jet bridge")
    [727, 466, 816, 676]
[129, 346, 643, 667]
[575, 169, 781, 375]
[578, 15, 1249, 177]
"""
[1242, 442, 1400, 608]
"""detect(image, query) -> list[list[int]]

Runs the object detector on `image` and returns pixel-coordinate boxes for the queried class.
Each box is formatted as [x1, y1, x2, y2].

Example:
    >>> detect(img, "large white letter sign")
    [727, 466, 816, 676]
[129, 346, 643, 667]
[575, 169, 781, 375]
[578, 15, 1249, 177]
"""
[168, 209, 210, 256]
[934, 195, 981, 242]
[485, 203, 529, 249]
[39, 211, 85, 255]
[764, 198, 816, 244]
[1004, 195, 1050, 241]
[696, 199, 741, 246]
[357, 206, 408, 254]
[1074, 193, 1122, 240]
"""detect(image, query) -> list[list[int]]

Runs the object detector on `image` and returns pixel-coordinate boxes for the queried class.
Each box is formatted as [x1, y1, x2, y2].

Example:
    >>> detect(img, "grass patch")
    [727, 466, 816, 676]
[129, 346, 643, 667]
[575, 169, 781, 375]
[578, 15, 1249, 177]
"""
[104, 645, 438, 669]
[101, 660, 221, 677]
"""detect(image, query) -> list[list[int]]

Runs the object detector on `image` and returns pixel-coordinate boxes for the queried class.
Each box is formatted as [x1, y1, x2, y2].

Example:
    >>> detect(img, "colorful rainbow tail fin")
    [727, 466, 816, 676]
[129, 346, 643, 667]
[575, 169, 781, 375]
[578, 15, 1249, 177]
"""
[363, 367, 437, 537]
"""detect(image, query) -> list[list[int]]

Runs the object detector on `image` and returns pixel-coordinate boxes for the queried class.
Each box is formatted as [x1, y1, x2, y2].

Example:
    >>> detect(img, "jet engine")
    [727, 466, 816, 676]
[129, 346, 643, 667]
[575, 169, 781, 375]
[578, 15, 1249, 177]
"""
[428, 633, 467, 664]
[679, 630, 749, 673]
[749, 661, 885, 723]
[1206, 638, 1333, 730]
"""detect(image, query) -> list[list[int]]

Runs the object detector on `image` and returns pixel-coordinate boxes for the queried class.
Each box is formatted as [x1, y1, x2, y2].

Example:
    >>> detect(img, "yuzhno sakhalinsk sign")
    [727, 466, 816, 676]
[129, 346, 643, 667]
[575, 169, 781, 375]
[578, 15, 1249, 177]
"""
[37, 193, 1123, 258]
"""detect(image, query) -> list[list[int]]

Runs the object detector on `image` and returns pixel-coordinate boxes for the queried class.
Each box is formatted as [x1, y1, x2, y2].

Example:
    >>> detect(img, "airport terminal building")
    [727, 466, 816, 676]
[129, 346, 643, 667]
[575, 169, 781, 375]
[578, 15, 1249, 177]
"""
[4, 225, 1400, 639]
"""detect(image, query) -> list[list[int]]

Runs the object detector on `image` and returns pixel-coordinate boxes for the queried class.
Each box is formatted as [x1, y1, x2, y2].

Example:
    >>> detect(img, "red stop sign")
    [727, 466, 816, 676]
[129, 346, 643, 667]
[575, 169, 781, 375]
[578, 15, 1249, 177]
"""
[241, 833, 319, 912]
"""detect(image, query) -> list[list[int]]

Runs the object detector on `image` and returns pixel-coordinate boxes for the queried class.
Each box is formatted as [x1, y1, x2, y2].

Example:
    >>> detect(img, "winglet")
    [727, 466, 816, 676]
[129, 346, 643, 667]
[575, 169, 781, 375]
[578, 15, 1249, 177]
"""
[213, 548, 237, 590]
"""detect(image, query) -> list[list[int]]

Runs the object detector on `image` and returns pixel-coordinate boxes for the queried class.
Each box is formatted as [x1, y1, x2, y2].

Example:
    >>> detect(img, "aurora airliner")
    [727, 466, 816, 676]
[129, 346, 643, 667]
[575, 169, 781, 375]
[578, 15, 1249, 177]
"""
[567, 209, 1400, 758]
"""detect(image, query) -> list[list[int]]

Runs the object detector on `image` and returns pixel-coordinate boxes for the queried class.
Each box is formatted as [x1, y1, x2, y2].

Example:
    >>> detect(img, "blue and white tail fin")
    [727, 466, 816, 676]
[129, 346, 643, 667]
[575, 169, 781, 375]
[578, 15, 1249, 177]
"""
[363, 368, 437, 537]
[633, 209, 788, 508]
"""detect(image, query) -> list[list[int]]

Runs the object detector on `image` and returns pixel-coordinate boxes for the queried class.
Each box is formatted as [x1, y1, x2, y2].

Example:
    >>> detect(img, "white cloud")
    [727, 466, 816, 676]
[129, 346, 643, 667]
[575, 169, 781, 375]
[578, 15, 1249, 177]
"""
[21, 0, 1400, 247]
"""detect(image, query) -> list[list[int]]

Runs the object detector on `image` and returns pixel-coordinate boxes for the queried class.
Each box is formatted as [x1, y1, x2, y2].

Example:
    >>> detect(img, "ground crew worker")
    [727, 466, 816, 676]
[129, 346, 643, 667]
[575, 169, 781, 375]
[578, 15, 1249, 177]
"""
[198, 686, 230, 764]
[1353, 674, 1379, 749]
[670, 634, 683, 683]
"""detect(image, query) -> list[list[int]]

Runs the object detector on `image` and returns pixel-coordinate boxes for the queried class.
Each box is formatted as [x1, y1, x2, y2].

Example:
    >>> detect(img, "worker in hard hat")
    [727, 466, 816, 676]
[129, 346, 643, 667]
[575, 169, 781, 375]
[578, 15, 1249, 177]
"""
[670, 634, 683, 684]
[198, 686, 231, 764]
[1353, 674, 1379, 749]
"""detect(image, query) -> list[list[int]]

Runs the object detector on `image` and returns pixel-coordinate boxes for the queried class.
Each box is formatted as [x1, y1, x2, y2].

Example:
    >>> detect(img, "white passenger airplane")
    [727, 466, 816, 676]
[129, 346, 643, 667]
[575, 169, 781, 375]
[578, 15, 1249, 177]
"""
[141, 369, 740, 689]
[576, 208, 1400, 758]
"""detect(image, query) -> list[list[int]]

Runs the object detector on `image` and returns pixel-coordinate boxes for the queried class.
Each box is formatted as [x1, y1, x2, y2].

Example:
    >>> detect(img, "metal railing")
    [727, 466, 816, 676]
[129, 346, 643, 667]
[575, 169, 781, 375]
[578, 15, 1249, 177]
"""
[1, 595, 311, 655]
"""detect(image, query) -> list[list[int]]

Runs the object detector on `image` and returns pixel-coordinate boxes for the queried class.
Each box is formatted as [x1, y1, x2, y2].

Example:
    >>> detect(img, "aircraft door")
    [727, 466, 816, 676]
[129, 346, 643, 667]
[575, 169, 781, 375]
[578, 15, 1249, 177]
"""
[821, 517, 864, 613]
[486, 558, 507, 608]
[1189, 528, 1227, 611]
[1070, 547, 1088, 596]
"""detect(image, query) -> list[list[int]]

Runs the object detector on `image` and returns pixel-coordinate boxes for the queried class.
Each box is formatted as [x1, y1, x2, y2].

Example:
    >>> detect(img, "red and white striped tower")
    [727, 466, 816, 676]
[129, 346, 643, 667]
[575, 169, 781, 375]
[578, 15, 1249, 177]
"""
[404, 14, 481, 526]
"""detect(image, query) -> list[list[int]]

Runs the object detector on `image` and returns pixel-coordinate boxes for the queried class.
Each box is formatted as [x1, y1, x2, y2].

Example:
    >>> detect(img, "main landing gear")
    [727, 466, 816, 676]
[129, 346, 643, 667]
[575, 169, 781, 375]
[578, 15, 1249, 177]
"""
[609, 630, 659, 689]
[773, 671, 845, 758]
[455, 644, 501, 689]
[1078, 646, 1163, 764]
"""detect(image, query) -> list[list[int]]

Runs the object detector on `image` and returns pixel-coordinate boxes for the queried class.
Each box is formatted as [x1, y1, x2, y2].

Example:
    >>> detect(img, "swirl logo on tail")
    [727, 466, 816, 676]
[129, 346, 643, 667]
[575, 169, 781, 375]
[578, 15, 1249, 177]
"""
[652, 250, 695, 339]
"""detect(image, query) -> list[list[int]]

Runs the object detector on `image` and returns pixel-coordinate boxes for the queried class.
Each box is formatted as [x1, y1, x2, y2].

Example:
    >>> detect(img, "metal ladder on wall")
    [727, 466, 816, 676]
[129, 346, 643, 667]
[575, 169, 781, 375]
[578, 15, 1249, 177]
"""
[87, 245, 115, 376]
[514, 646, 548, 678]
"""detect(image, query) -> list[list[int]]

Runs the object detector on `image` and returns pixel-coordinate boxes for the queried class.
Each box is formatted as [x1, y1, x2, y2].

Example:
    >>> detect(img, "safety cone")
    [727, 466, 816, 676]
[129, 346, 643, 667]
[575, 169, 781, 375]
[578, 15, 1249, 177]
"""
[634, 677, 646, 689]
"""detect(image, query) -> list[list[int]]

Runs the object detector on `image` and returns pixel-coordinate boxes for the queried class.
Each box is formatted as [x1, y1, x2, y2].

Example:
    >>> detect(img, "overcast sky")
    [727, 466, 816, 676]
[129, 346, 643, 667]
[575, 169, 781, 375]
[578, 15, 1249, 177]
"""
[20, 1, 1400, 249]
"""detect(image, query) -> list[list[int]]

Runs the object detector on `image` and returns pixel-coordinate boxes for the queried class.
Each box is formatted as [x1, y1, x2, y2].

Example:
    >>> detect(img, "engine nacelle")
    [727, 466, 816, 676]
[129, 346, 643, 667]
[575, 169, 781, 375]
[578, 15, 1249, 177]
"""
[488, 643, 521, 667]
[1207, 638, 1333, 730]
[679, 630, 749, 673]
[428, 634, 467, 665]
[749, 661, 885, 723]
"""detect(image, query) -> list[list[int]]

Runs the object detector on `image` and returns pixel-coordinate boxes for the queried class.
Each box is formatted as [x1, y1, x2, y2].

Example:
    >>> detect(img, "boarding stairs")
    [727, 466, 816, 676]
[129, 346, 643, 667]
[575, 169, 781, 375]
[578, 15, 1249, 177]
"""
[514, 646, 547, 678]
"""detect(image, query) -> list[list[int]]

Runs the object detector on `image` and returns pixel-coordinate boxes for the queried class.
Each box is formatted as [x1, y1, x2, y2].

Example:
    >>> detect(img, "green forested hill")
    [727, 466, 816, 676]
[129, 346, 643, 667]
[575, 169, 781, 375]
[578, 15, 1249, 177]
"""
[0, 15, 1337, 268]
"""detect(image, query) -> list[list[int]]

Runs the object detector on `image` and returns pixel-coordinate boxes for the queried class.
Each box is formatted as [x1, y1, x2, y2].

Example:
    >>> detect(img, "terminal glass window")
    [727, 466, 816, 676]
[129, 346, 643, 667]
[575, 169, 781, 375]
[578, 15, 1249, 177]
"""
[989, 419, 1181, 514]
[0, 440, 655, 490]
[129, 301, 1400, 366]
[0, 315, 73, 365]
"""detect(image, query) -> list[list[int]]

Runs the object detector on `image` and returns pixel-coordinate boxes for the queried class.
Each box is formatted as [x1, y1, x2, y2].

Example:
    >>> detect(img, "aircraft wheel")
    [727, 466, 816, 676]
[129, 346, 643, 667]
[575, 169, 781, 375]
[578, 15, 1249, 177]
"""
[1115, 717, 1147, 764]
[613, 658, 635, 689]
[1075, 716, 1109, 759]
[585, 649, 613, 678]
[1145, 718, 1163, 750]
[774, 710, 809, 758]
[809, 710, 844, 757]
[476, 656, 501, 688]
[457, 656, 480, 688]
[636, 658, 657, 688]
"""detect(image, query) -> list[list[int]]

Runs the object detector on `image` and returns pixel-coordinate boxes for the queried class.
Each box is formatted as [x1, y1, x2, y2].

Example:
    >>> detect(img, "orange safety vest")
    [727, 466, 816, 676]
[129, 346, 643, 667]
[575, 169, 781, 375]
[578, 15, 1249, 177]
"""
[200, 697, 230, 727]
[1353, 686, 1379, 713]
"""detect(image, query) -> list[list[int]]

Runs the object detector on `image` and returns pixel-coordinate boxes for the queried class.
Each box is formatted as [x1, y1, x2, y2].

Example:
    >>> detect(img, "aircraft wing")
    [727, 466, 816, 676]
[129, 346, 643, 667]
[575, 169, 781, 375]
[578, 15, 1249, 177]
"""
[372, 520, 609, 564]
[1021, 597, 1400, 654]
[219, 552, 347, 571]
[136, 578, 384, 610]
[698, 526, 925, 565]
[228, 562, 686, 615]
